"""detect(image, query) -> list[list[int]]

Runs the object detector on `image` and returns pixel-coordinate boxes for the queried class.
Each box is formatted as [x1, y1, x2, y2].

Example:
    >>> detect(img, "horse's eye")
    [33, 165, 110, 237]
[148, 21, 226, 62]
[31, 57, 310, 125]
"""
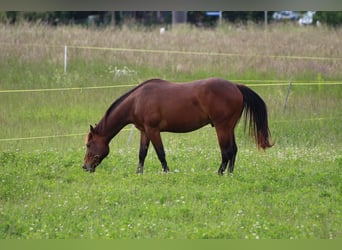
[86, 143, 90, 148]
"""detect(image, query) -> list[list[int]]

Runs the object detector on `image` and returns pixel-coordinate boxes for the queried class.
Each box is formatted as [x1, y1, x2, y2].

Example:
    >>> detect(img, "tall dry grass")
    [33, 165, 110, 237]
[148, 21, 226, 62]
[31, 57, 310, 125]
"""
[1, 22, 341, 81]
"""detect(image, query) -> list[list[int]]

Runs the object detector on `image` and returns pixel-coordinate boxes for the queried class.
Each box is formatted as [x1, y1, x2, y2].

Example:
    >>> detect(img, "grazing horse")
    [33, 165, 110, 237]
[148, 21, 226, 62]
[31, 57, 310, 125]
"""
[83, 78, 272, 175]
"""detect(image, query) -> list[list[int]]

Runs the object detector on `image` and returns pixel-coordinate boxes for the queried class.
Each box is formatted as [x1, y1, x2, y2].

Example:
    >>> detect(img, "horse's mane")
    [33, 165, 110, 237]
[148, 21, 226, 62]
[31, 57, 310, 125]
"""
[105, 78, 161, 117]
[94, 79, 161, 133]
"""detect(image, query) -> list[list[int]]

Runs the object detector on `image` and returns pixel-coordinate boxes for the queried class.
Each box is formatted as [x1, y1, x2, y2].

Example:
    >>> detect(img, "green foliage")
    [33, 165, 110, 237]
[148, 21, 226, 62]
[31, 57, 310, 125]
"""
[315, 11, 342, 26]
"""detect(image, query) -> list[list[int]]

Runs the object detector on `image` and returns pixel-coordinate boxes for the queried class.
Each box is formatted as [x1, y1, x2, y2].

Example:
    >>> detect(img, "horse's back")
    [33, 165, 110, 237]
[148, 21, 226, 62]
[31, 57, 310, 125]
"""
[135, 78, 243, 116]
[137, 77, 238, 93]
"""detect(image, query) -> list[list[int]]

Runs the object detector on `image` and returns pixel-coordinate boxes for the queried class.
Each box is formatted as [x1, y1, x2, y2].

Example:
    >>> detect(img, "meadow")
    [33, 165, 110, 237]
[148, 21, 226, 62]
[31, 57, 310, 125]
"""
[0, 23, 341, 239]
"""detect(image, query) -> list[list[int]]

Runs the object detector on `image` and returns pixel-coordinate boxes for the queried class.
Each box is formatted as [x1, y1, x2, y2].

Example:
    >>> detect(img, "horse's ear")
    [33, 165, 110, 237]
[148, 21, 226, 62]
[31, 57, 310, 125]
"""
[90, 125, 95, 133]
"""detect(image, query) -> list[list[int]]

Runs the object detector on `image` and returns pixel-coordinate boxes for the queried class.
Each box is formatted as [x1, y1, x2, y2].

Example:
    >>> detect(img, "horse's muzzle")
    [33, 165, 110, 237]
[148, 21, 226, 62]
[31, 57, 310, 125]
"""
[82, 164, 96, 173]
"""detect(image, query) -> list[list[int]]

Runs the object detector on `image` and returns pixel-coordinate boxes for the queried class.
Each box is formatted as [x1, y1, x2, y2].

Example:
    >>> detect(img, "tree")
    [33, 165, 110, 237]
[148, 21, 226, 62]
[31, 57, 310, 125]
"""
[315, 11, 342, 26]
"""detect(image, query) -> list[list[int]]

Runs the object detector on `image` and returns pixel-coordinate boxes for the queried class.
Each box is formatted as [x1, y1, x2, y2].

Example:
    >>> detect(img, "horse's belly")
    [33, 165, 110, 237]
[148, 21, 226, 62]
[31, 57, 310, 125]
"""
[159, 108, 210, 133]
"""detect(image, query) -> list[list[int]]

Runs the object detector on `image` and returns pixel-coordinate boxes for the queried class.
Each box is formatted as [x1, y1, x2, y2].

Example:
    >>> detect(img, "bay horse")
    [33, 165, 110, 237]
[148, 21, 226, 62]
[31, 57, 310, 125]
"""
[83, 78, 272, 175]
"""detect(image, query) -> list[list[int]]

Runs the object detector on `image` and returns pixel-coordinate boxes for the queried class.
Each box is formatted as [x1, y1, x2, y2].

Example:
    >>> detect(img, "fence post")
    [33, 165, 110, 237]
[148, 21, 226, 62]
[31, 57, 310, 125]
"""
[264, 11, 268, 29]
[64, 45, 68, 74]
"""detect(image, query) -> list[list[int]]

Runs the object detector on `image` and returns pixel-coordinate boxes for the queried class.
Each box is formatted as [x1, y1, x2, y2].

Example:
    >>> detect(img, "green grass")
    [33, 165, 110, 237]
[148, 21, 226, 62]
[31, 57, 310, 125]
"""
[1, 129, 341, 239]
[0, 23, 342, 239]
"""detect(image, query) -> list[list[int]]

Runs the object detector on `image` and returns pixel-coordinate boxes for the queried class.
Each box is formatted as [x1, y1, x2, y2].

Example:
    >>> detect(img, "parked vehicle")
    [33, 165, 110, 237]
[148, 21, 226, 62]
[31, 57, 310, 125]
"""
[298, 11, 316, 25]
[272, 11, 301, 21]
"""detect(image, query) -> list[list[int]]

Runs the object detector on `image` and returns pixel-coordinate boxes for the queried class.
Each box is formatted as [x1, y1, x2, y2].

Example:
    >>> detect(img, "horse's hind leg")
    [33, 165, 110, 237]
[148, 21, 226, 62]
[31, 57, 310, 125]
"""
[227, 135, 237, 173]
[215, 125, 238, 175]
[136, 131, 150, 174]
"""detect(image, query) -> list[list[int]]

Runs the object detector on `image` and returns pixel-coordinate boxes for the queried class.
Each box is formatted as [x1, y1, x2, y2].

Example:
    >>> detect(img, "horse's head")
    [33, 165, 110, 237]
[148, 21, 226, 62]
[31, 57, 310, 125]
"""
[83, 125, 109, 173]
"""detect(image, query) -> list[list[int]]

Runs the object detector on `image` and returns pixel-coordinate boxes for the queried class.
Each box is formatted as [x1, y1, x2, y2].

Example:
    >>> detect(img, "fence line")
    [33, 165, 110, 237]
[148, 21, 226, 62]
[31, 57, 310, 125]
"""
[0, 133, 86, 142]
[272, 116, 342, 124]
[66, 45, 342, 61]
[0, 84, 137, 94]
[0, 127, 132, 142]
[1, 81, 342, 94]
[0, 116, 341, 142]
[1, 42, 342, 62]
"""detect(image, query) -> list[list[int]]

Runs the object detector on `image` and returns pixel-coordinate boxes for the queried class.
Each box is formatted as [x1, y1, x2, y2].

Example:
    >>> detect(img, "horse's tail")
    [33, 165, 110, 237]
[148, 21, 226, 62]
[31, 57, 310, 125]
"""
[236, 84, 273, 149]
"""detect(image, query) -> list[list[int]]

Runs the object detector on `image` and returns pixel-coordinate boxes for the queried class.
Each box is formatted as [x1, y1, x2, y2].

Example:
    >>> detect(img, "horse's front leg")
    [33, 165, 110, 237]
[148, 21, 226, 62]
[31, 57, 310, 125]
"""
[136, 131, 150, 174]
[145, 128, 169, 173]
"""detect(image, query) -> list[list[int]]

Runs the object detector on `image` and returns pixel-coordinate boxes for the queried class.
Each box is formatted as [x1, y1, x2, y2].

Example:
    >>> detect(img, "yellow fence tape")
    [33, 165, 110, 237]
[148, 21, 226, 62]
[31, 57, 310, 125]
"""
[1, 81, 341, 94]
[1, 116, 341, 142]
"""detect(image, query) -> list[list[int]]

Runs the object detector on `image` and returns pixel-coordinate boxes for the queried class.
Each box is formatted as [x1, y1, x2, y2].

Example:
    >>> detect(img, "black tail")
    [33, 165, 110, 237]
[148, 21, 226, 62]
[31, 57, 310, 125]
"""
[237, 84, 273, 149]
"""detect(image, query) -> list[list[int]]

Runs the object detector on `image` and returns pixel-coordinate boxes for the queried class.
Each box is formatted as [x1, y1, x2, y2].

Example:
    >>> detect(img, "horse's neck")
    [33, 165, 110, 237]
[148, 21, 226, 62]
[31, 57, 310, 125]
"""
[98, 100, 132, 142]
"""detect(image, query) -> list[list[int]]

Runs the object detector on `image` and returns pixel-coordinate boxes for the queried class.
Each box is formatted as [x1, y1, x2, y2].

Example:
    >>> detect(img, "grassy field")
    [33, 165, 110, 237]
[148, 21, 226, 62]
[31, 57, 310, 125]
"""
[0, 23, 341, 239]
